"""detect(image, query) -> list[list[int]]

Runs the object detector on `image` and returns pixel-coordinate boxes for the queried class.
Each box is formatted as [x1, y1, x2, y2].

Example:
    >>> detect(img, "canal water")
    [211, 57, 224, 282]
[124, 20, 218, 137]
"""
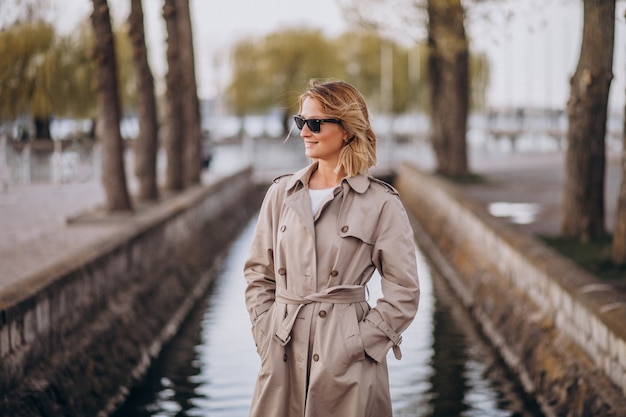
[112, 215, 545, 417]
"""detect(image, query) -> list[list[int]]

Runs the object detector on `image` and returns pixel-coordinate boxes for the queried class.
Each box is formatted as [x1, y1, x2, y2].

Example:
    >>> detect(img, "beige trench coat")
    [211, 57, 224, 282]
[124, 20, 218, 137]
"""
[244, 162, 420, 417]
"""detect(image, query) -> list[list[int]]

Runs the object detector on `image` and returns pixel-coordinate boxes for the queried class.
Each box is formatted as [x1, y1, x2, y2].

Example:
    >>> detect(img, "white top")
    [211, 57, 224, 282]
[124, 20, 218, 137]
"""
[309, 187, 335, 215]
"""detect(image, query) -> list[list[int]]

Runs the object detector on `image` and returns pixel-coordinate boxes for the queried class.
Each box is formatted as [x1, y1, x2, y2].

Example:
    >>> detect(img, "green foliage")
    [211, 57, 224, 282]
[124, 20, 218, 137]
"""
[337, 32, 426, 113]
[226, 38, 265, 116]
[0, 17, 136, 128]
[48, 21, 96, 119]
[264, 29, 344, 112]
[469, 50, 490, 112]
[441, 171, 486, 184]
[114, 22, 137, 114]
[226, 28, 486, 118]
[541, 235, 626, 281]
[0, 20, 54, 120]
[336, 32, 382, 105]
[227, 28, 344, 121]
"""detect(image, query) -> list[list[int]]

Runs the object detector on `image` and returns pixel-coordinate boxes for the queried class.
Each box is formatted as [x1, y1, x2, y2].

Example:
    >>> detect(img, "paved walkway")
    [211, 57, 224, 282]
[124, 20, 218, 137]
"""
[0, 180, 111, 295]
[0, 146, 247, 296]
[0, 148, 621, 298]
[462, 150, 620, 237]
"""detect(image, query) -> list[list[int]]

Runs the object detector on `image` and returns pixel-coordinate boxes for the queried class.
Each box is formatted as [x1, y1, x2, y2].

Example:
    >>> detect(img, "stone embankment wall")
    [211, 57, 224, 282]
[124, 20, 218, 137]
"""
[0, 168, 264, 416]
[396, 162, 626, 417]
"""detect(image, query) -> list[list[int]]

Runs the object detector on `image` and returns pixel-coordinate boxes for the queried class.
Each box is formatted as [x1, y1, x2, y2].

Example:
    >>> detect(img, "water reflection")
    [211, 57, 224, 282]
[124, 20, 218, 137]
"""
[112, 216, 544, 417]
[421, 271, 543, 417]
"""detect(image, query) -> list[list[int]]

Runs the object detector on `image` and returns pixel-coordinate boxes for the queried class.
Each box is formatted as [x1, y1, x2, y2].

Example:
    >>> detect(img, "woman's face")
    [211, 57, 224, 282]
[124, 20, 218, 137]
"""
[299, 97, 346, 164]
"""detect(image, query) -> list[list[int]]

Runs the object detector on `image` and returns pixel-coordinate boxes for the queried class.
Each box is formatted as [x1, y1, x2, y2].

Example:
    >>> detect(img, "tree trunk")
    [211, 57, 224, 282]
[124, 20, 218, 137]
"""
[281, 109, 291, 137]
[176, 0, 202, 185]
[91, 0, 132, 211]
[561, 0, 615, 241]
[129, 0, 159, 201]
[427, 0, 469, 177]
[612, 44, 626, 263]
[34, 116, 51, 140]
[163, 0, 184, 191]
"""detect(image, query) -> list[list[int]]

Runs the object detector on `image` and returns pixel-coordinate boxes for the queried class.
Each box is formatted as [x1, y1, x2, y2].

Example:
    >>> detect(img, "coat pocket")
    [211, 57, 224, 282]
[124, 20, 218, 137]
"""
[252, 304, 275, 359]
[339, 303, 366, 365]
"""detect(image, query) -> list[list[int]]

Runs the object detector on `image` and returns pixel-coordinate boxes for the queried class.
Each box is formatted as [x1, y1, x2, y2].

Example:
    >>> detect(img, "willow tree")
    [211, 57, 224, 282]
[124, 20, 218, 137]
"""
[227, 29, 344, 134]
[0, 21, 55, 138]
[0, 0, 54, 138]
[91, 0, 132, 211]
[226, 38, 265, 120]
[265, 29, 346, 132]
[561, 0, 615, 241]
[0, 16, 137, 141]
[52, 23, 97, 121]
[129, 0, 159, 200]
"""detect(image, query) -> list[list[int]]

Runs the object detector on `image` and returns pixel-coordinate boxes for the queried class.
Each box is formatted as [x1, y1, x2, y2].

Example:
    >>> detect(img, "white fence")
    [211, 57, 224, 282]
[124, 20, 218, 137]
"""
[0, 136, 101, 188]
[2, 109, 622, 188]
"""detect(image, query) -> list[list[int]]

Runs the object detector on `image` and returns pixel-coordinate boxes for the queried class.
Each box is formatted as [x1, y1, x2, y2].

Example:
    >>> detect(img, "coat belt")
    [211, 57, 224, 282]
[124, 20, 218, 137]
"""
[273, 285, 366, 346]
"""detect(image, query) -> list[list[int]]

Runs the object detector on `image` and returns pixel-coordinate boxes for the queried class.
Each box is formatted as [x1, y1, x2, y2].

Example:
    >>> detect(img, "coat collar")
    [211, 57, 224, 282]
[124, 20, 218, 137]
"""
[284, 162, 370, 194]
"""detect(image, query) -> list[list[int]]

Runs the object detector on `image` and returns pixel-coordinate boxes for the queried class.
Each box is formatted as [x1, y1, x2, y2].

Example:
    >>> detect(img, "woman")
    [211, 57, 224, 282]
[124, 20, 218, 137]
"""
[244, 79, 420, 417]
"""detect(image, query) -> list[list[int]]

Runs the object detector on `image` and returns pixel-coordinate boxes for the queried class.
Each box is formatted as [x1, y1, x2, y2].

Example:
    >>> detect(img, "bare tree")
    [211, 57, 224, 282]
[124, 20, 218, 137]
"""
[91, 0, 132, 211]
[0, 0, 51, 29]
[427, 0, 469, 176]
[128, 0, 159, 201]
[163, 0, 184, 191]
[561, 0, 615, 241]
[176, 0, 202, 186]
[339, 0, 470, 176]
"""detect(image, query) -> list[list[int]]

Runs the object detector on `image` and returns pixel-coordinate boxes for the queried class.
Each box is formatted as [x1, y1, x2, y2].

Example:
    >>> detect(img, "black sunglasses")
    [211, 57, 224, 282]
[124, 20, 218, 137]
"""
[293, 115, 341, 133]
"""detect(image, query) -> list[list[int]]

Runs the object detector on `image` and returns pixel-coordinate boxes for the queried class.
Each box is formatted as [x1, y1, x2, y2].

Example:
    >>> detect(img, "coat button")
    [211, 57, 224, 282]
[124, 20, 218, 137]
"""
[330, 270, 338, 277]
[319, 310, 327, 318]
[341, 225, 349, 233]
[313, 354, 320, 362]
[278, 268, 286, 275]
[280, 225, 286, 232]
[283, 354, 288, 362]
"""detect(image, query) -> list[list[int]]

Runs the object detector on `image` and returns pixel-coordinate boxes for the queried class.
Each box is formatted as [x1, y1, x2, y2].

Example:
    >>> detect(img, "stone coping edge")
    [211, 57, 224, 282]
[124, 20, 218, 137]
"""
[0, 167, 264, 416]
[396, 161, 626, 417]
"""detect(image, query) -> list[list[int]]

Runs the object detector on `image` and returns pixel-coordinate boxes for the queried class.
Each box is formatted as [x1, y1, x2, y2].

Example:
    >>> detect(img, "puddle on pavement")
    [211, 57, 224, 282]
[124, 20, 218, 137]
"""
[488, 202, 540, 225]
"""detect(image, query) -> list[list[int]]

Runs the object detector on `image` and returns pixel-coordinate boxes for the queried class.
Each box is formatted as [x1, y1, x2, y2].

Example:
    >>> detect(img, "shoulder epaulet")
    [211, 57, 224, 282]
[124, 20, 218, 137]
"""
[369, 176, 399, 195]
[272, 173, 293, 184]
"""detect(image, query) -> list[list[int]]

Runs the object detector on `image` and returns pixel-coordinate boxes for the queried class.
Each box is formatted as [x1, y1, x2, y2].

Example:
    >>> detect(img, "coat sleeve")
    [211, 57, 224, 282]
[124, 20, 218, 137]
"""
[359, 193, 420, 363]
[244, 182, 281, 324]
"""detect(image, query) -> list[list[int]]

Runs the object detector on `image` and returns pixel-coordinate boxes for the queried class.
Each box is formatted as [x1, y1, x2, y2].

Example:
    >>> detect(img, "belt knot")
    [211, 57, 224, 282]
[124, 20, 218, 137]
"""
[273, 285, 366, 346]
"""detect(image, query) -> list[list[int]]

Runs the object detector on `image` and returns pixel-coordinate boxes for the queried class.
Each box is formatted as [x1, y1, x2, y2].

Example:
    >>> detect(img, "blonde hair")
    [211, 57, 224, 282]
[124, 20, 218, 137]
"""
[298, 79, 377, 177]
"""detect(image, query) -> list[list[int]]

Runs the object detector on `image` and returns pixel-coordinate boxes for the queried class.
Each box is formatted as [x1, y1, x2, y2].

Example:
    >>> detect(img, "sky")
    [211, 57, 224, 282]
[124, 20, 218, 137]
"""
[52, 0, 347, 100]
[44, 0, 626, 112]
